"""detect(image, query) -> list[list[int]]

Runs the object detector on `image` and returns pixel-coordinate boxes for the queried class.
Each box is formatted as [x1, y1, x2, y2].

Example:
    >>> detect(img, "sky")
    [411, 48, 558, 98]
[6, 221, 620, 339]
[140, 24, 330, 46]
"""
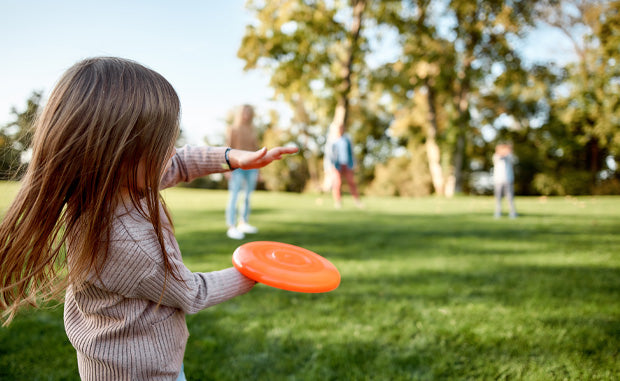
[0, 0, 275, 145]
[1, 1, 577, 146]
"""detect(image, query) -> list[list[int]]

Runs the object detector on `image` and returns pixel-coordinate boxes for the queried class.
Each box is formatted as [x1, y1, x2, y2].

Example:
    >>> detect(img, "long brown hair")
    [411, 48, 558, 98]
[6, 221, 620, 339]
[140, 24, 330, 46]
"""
[231, 104, 254, 129]
[0, 57, 181, 325]
[227, 104, 257, 151]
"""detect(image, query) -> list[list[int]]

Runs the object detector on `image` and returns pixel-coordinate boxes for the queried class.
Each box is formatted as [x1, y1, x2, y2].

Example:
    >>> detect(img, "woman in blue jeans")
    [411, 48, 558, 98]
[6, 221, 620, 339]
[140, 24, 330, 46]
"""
[225, 105, 260, 239]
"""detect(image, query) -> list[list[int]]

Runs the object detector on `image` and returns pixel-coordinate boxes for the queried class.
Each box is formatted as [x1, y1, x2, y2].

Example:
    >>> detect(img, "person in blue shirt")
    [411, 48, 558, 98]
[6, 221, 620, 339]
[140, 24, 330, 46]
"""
[493, 143, 517, 218]
[326, 122, 362, 209]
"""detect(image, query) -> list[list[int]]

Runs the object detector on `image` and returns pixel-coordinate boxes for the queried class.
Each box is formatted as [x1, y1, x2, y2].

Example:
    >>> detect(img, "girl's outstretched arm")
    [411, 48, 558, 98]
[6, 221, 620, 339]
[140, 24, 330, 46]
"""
[230, 146, 299, 170]
[160, 145, 299, 189]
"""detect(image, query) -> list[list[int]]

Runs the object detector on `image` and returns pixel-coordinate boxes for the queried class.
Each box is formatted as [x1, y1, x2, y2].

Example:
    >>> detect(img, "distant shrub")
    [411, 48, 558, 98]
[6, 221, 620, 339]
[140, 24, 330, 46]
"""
[533, 170, 593, 195]
[367, 148, 431, 197]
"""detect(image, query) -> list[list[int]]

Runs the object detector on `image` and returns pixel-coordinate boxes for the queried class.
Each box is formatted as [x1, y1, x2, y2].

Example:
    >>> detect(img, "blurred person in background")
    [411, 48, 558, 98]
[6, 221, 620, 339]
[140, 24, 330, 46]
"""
[225, 105, 260, 239]
[327, 122, 362, 209]
[493, 143, 517, 218]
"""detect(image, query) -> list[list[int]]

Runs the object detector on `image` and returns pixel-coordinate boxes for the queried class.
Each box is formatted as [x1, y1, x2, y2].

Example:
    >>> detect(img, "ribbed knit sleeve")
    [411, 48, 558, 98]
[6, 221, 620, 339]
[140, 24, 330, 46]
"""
[160, 145, 228, 189]
[105, 212, 255, 313]
[137, 264, 255, 314]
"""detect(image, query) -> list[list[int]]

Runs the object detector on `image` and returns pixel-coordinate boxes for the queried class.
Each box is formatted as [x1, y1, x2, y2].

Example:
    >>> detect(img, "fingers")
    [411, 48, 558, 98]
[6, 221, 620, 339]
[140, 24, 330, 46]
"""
[256, 146, 268, 157]
[265, 147, 298, 162]
[276, 146, 300, 155]
[266, 146, 299, 159]
[235, 145, 299, 170]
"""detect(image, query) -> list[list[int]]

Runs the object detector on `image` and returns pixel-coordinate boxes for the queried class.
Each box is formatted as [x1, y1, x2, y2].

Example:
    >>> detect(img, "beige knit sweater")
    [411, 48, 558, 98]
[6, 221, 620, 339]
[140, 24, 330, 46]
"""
[63, 145, 255, 380]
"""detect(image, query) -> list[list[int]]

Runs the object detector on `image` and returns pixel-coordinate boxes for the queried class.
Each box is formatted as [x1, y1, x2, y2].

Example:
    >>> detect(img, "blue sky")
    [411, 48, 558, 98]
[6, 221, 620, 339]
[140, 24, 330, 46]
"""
[1, 1, 576, 146]
[0, 0, 273, 145]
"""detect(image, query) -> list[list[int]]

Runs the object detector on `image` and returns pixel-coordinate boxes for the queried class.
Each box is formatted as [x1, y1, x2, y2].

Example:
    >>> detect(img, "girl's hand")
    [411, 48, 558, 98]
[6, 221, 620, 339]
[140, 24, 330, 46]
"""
[230, 146, 299, 170]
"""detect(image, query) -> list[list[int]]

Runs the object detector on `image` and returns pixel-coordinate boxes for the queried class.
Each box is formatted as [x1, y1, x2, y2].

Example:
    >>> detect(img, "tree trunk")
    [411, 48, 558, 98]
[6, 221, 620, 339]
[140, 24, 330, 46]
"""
[330, 0, 366, 129]
[453, 128, 466, 194]
[324, 0, 366, 191]
[424, 82, 445, 196]
[449, 75, 471, 196]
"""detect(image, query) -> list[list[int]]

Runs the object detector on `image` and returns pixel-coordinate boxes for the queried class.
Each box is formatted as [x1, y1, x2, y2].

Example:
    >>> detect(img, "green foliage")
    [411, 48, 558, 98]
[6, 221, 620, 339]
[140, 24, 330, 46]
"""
[1, 183, 619, 380]
[238, 0, 558, 196]
[0, 91, 41, 179]
[533, 170, 591, 196]
[237, 0, 619, 196]
[260, 125, 309, 192]
[239, 0, 396, 192]
[374, 0, 541, 194]
[367, 141, 431, 197]
[239, 0, 353, 123]
[523, 0, 620, 194]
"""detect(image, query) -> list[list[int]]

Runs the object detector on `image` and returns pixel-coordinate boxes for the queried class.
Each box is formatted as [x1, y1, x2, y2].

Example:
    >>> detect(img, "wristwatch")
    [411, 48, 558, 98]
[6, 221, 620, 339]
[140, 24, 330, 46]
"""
[222, 147, 235, 170]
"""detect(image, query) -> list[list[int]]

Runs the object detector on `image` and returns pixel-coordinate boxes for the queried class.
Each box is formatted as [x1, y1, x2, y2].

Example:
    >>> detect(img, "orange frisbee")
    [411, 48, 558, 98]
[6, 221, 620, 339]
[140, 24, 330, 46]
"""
[232, 241, 340, 293]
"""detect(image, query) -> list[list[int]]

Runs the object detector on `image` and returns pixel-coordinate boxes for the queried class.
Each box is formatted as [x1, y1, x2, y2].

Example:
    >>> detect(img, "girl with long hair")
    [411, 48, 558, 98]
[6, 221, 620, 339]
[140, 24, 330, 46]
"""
[0, 57, 297, 380]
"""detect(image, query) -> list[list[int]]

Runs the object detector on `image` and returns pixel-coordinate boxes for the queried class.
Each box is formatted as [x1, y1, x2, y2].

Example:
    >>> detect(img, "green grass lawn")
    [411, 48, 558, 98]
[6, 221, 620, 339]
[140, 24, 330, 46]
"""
[1, 181, 619, 380]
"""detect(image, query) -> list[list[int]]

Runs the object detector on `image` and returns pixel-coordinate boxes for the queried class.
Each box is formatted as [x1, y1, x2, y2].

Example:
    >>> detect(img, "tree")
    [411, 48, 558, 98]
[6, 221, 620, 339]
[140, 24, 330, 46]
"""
[535, 0, 620, 194]
[237, 0, 618, 196]
[239, 0, 395, 191]
[0, 91, 41, 179]
[372, 0, 538, 195]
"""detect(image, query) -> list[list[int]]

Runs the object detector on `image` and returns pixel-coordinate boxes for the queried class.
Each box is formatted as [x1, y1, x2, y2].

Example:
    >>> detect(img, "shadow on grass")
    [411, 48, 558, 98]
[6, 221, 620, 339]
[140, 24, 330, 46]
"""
[1, 262, 618, 380]
[176, 211, 619, 262]
[2, 197, 619, 380]
[158, 205, 620, 379]
[181, 263, 620, 380]
[338, 264, 620, 307]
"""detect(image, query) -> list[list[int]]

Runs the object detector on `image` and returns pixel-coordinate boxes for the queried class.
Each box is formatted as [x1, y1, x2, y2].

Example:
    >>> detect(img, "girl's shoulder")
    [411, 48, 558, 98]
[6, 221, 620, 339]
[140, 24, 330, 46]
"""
[109, 207, 168, 264]
[113, 211, 153, 239]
